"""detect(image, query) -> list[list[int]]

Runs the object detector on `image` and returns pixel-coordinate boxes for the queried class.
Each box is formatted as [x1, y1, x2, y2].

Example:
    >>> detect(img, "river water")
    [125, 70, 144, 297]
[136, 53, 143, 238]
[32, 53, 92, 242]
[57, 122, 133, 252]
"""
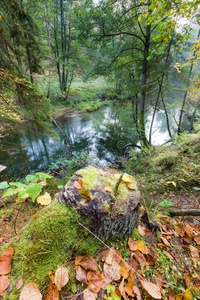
[0, 104, 190, 181]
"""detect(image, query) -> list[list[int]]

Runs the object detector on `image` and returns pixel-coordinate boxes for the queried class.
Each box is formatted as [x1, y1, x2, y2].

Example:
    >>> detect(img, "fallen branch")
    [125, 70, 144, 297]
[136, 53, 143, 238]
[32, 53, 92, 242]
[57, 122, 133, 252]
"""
[169, 209, 200, 217]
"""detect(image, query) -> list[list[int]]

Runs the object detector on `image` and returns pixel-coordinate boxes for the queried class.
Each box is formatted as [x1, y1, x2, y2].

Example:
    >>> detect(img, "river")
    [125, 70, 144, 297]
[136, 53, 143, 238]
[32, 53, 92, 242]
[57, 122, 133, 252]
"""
[0, 104, 190, 181]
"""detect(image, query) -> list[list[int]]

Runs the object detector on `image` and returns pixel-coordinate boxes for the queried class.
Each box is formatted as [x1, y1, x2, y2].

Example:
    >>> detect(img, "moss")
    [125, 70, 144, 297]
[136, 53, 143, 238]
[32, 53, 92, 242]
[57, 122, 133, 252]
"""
[131, 228, 142, 240]
[78, 166, 99, 189]
[1, 200, 100, 299]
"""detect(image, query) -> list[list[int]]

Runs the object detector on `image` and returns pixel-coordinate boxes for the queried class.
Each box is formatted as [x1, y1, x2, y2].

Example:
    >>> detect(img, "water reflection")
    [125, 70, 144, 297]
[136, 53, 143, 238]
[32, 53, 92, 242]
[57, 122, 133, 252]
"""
[0, 105, 189, 181]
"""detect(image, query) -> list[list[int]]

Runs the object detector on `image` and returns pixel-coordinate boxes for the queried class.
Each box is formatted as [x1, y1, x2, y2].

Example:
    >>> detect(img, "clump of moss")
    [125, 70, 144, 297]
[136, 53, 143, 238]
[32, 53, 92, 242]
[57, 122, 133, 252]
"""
[2, 200, 100, 299]
[78, 166, 99, 189]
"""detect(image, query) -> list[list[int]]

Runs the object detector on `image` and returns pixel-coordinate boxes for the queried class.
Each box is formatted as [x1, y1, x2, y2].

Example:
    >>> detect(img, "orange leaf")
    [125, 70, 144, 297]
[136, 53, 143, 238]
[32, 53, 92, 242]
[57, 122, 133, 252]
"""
[74, 179, 84, 190]
[128, 237, 138, 251]
[87, 270, 103, 293]
[194, 234, 200, 245]
[54, 266, 69, 291]
[127, 182, 136, 190]
[141, 280, 161, 299]
[75, 254, 97, 271]
[47, 271, 55, 284]
[0, 275, 10, 295]
[120, 266, 129, 279]
[44, 281, 59, 300]
[105, 186, 112, 193]
[0, 248, 14, 275]
[137, 240, 148, 254]
[16, 278, 24, 290]
[19, 282, 42, 300]
[124, 279, 135, 297]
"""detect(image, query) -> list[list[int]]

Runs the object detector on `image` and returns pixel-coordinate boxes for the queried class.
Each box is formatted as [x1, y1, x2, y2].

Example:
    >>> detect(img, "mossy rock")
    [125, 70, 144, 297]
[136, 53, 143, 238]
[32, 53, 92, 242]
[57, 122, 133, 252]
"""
[59, 166, 140, 239]
[1, 201, 101, 299]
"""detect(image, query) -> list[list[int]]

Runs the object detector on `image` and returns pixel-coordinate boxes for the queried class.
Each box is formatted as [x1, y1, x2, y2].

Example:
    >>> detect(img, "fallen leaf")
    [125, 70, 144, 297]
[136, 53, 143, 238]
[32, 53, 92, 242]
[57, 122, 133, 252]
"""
[102, 248, 114, 264]
[100, 171, 107, 176]
[133, 251, 146, 268]
[45, 281, 59, 300]
[0, 248, 14, 275]
[127, 182, 136, 190]
[184, 274, 191, 288]
[74, 179, 92, 199]
[194, 234, 200, 245]
[146, 254, 156, 266]
[83, 287, 97, 300]
[37, 192, 51, 206]
[128, 237, 138, 251]
[75, 254, 97, 271]
[103, 260, 121, 281]
[168, 288, 176, 300]
[16, 278, 24, 290]
[101, 272, 112, 289]
[183, 236, 192, 244]
[39, 179, 47, 186]
[0, 275, 10, 295]
[105, 186, 112, 193]
[76, 265, 88, 285]
[112, 287, 121, 299]
[19, 282, 42, 300]
[87, 271, 103, 293]
[124, 279, 135, 297]
[140, 206, 146, 212]
[119, 278, 126, 300]
[133, 285, 142, 300]
[129, 256, 139, 271]
[156, 273, 165, 287]
[120, 266, 129, 279]
[175, 290, 193, 300]
[137, 240, 148, 254]
[113, 249, 122, 264]
[54, 266, 69, 291]
[160, 237, 171, 247]
[141, 280, 161, 299]
[47, 271, 55, 284]
[188, 245, 199, 265]
[137, 225, 146, 237]
[175, 222, 185, 237]
[185, 224, 195, 238]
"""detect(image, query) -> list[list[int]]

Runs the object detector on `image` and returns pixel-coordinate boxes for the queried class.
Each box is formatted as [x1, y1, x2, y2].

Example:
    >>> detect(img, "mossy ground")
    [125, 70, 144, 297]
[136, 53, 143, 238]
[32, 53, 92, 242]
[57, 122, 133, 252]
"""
[1, 200, 101, 300]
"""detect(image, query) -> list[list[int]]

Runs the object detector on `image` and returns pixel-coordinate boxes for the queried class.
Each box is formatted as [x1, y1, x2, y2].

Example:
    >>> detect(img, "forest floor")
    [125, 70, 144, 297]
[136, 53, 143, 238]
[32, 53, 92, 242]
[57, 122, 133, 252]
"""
[0, 127, 200, 299]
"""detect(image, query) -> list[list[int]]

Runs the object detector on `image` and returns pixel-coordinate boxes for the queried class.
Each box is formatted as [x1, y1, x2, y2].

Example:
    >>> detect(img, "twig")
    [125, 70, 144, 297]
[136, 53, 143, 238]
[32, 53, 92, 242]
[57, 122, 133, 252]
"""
[169, 209, 200, 217]
[114, 173, 123, 198]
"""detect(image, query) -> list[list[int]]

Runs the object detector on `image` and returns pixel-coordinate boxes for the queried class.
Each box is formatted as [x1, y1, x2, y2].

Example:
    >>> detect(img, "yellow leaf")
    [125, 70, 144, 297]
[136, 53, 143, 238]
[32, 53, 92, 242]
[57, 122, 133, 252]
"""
[138, 16, 142, 22]
[37, 192, 51, 206]
[137, 240, 148, 254]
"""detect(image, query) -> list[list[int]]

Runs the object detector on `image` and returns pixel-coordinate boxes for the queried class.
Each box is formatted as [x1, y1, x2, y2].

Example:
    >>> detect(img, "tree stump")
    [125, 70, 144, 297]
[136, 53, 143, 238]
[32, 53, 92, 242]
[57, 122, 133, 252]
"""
[59, 166, 140, 239]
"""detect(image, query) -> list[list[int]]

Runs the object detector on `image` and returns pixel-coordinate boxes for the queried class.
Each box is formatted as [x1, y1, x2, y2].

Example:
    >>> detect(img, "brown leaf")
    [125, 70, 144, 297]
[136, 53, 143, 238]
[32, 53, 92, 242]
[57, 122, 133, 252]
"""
[141, 280, 161, 299]
[146, 254, 156, 266]
[156, 273, 165, 287]
[102, 248, 114, 264]
[194, 234, 200, 245]
[175, 222, 185, 237]
[101, 272, 112, 289]
[133, 285, 142, 300]
[7, 283, 13, 293]
[39, 179, 47, 186]
[75, 254, 97, 271]
[47, 271, 55, 284]
[105, 186, 112, 193]
[112, 287, 121, 299]
[0, 248, 14, 275]
[16, 277, 24, 290]
[184, 274, 191, 288]
[120, 266, 129, 279]
[129, 256, 139, 271]
[0, 275, 10, 295]
[160, 237, 171, 247]
[76, 265, 88, 285]
[185, 224, 195, 238]
[83, 287, 97, 300]
[113, 249, 122, 264]
[16, 234, 21, 242]
[183, 236, 192, 244]
[137, 240, 148, 254]
[103, 260, 121, 281]
[124, 279, 135, 297]
[87, 271, 103, 293]
[168, 288, 176, 300]
[44, 281, 59, 300]
[137, 225, 146, 237]
[133, 251, 146, 268]
[19, 282, 42, 300]
[188, 245, 199, 262]
[119, 278, 127, 300]
[54, 266, 69, 291]
[128, 237, 138, 251]
[127, 182, 136, 190]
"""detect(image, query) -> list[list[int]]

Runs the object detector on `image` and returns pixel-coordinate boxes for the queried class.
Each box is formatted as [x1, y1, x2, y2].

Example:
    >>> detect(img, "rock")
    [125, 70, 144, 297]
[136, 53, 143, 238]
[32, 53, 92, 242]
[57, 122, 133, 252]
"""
[59, 166, 140, 239]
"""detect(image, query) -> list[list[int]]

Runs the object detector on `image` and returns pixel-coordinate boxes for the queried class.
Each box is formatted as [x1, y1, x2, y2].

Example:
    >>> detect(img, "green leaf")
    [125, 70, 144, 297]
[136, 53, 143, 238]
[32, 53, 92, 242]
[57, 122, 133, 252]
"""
[2, 188, 17, 198]
[58, 185, 64, 189]
[159, 199, 174, 207]
[0, 181, 9, 190]
[18, 189, 28, 199]
[10, 182, 26, 189]
[25, 174, 38, 183]
[112, 294, 121, 300]
[106, 285, 115, 294]
[193, 187, 200, 191]
[35, 172, 53, 180]
[26, 184, 43, 202]
[71, 283, 76, 293]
